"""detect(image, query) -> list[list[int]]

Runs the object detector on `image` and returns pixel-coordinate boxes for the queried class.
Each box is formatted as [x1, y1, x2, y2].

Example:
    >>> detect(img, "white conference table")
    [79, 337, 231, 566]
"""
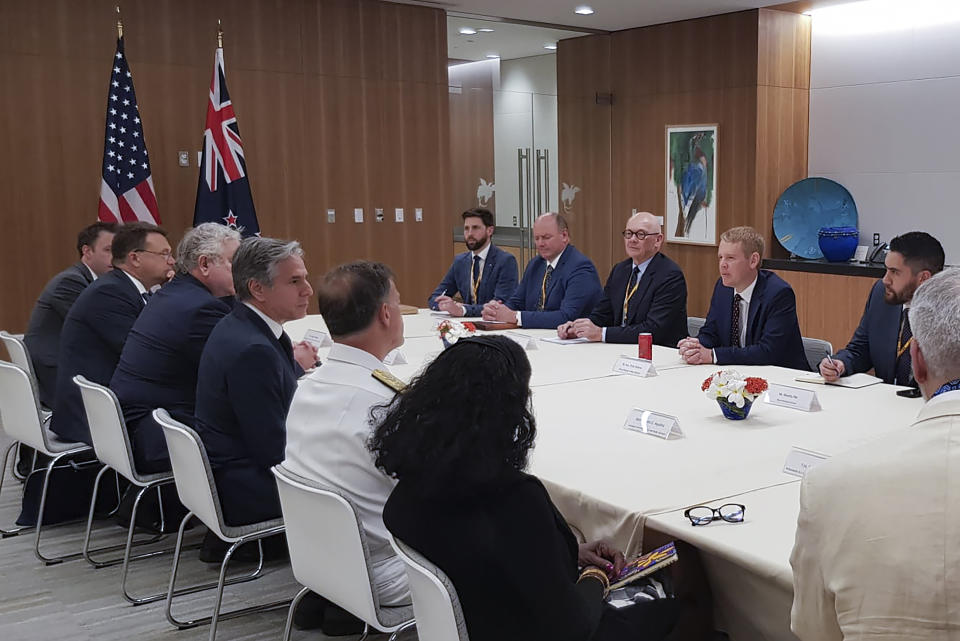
[286, 310, 924, 640]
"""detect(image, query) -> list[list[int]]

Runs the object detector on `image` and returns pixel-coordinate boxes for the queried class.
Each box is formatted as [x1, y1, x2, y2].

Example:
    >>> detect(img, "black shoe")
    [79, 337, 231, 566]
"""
[293, 591, 330, 630]
[198, 531, 262, 564]
[320, 603, 366, 636]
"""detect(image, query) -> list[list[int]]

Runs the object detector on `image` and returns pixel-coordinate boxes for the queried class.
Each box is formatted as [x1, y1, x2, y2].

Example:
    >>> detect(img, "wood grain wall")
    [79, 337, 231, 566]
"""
[558, 9, 811, 319]
[448, 61, 495, 222]
[0, 0, 452, 332]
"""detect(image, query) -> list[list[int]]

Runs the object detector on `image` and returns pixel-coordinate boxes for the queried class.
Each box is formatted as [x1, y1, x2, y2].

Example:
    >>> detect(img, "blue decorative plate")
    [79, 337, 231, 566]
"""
[773, 178, 858, 259]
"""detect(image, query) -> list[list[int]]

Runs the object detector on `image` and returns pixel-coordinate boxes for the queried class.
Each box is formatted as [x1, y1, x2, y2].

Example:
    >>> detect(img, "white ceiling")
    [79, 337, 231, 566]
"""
[399, 0, 793, 32]
[447, 18, 588, 61]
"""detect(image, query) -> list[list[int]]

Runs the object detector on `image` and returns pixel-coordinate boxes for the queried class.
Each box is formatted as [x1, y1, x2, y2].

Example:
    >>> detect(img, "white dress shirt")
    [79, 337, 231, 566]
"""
[84, 263, 98, 281]
[734, 276, 757, 348]
[243, 302, 283, 339]
[459, 242, 492, 314]
[282, 343, 410, 606]
[120, 268, 148, 299]
[517, 247, 565, 328]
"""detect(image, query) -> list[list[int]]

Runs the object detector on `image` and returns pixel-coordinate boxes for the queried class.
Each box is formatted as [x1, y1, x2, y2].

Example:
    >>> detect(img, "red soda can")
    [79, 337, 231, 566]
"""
[638, 333, 653, 360]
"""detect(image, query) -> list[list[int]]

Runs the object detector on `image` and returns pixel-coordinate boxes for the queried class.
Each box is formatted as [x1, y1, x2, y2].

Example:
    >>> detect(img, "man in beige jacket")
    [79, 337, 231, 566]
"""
[790, 267, 960, 640]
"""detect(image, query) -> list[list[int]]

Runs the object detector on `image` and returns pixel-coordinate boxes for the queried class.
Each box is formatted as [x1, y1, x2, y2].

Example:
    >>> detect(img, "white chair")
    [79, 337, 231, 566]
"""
[801, 336, 834, 372]
[272, 465, 415, 641]
[155, 409, 289, 641]
[390, 535, 470, 641]
[0, 360, 94, 560]
[687, 316, 706, 338]
[75, 375, 178, 604]
[1, 330, 48, 481]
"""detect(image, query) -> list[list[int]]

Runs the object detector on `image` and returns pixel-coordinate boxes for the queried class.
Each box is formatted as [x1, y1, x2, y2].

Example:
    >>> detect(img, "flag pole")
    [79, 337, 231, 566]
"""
[116, 6, 123, 39]
[217, 19, 223, 49]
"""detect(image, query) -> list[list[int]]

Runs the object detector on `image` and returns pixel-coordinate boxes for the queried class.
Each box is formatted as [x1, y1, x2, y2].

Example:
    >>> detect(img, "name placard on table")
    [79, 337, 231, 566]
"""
[765, 383, 821, 412]
[612, 355, 658, 378]
[624, 409, 683, 440]
[783, 446, 829, 478]
[504, 331, 539, 350]
[302, 329, 333, 348]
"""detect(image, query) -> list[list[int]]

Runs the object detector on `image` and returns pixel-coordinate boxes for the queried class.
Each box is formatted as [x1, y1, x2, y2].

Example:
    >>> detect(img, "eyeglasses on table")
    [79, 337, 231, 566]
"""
[683, 503, 746, 526]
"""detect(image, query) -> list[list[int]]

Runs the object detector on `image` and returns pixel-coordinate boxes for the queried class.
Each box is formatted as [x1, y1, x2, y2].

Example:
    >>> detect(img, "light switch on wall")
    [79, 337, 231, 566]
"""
[395, 208, 404, 223]
[415, 208, 423, 222]
[375, 208, 384, 222]
[354, 208, 363, 223]
[327, 209, 335, 223]
[178, 151, 189, 167]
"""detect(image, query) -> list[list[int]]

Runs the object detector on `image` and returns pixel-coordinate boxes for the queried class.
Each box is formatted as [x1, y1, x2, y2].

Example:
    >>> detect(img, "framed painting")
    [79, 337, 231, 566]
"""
[666, 125, 718, 246]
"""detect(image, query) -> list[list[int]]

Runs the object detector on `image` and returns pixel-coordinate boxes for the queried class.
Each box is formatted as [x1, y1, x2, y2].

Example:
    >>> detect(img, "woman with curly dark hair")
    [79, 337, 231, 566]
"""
[369, 335, 711, 641]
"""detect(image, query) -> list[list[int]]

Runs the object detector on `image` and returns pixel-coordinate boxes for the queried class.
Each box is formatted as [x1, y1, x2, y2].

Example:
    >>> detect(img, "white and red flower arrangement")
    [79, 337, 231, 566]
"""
[701, 369, 768, 419]
[437, 319, 476, 346]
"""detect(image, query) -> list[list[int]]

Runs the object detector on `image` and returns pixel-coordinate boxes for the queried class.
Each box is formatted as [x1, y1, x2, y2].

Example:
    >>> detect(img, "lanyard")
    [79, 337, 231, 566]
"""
[897, 315, 912, 359]
[471, 256, 484, 303]
[622, 269, 640, 323]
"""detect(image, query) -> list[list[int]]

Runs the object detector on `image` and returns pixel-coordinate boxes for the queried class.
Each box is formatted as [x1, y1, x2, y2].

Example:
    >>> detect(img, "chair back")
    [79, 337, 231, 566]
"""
[1, 331, 42, 407]
[801, 336, 833, 372]
[687, 316, 706, 338]
[390, 536, 470, 641]
[74, 375, 138, 483]
[272, 466, 383, 626]
[153, 409, 227, 539]
[0, 360, 53, 452]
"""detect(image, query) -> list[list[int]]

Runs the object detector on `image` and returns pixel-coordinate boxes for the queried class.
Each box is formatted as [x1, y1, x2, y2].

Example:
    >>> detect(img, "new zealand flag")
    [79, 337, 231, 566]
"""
[193, 47, 260, 236]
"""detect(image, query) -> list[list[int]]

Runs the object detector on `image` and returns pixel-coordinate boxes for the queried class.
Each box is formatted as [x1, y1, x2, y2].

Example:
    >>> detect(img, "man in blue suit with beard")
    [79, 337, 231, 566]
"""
[110, 223, 241, 474]
[818, 231, 944, 386]
[678, 226, 808, 370]
[50, 222, 175, 445]
[482, 212, 602, 329]
[428, 208, 518, 317]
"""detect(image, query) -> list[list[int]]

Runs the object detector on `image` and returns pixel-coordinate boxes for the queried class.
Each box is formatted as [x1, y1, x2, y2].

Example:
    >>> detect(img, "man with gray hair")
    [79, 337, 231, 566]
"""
[111, 223, 241, 478]
[194, 236, 316, 540]
[791, 268, 960, 639]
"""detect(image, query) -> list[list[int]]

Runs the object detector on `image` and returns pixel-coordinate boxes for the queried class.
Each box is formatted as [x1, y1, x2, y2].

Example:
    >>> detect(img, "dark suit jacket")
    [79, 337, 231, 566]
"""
[23, 262, 95, 407]
[835, 280, 902, 384]
[698, 270, 809, 370]
[110, 273, 233, 473]
[505, 245, 602, 329]
[384, 470, 605, 641]
[50, 268, 146, 444]
[588, 253, 688, 346]
[428, 244, 519, 316]
[194, 303, 302, 526]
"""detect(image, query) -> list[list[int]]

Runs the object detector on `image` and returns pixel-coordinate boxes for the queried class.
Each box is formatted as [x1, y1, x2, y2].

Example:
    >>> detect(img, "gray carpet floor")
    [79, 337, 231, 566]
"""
[0, 433, 415, 641]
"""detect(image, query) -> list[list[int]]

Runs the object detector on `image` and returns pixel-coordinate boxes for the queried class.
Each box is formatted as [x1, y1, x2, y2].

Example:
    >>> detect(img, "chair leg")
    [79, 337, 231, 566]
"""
[387, 620, 417, 641]
[0, 441, 32, 537]
[34, 454, 82, 565]
[83, 475, 166, 569]
[357, 623, 371, 641]
[165, 514, 283, 631]
[282, 586, 312, 641]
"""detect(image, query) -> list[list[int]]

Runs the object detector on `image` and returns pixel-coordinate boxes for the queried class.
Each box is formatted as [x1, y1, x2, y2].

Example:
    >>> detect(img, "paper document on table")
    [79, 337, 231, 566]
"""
[430, 311, 450, 318]
[795, 372, 882, 388]
[540, 337, 590, 345]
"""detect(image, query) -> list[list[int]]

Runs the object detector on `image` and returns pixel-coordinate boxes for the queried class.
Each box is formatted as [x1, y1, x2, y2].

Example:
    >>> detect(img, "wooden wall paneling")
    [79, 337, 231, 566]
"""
[755, 10, 810, 258]
[772, 270, 876, 350]
[557, 34, 613, 277]
[0, 0, 451, 331]
[448, 62, 496, 225]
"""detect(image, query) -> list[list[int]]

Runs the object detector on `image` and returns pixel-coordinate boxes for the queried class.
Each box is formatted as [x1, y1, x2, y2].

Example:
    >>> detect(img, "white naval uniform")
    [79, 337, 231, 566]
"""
[283, 343, 410, 606]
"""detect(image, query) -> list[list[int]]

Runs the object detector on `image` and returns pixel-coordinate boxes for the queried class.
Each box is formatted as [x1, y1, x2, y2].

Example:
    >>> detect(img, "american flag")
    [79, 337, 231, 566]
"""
[98, 37, 160, 225]
[192, 47, 260, 237]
